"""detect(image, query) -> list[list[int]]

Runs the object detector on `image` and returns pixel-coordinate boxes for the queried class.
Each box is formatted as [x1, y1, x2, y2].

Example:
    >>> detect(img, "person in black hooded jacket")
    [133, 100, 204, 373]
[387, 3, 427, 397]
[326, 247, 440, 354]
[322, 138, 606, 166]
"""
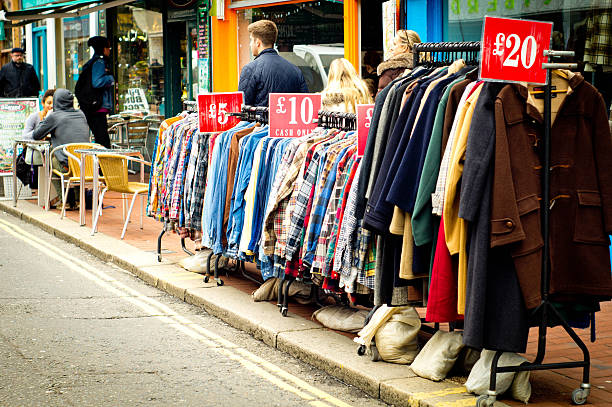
[0, 48, 40, 98]
[238, 20, 308, 107]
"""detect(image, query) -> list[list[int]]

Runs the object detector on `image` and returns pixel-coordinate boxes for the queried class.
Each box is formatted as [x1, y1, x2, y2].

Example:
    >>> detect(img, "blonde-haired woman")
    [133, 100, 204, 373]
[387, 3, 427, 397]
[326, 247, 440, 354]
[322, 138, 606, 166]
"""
[321, 58, 373, 113]
[376, 29, 421, 94]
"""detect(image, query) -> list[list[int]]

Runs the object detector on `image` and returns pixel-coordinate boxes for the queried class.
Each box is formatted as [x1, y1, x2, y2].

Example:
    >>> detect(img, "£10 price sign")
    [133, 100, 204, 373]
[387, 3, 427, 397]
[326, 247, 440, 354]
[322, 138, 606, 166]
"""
[357, 104, 375, 158]
[480, 16, 553, 85]
[269, 93, 322, 137]
[197, 92, 244, 133]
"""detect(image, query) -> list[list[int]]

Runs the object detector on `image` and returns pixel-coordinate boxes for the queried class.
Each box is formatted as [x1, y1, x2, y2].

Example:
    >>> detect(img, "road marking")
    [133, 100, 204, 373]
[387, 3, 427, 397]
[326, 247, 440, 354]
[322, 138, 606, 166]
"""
[408, 387, 472, 407]
[0, 217, 344, 407]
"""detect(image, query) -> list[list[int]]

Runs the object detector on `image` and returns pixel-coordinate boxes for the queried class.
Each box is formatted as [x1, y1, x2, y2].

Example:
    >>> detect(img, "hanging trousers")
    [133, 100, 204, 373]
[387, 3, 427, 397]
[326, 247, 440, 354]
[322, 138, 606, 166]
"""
[84, 111, 110, 148]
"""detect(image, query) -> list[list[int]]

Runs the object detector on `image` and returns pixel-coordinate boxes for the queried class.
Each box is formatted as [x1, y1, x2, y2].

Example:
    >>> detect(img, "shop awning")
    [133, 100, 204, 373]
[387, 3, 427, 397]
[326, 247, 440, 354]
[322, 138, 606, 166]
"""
[1, 0, 135, 26]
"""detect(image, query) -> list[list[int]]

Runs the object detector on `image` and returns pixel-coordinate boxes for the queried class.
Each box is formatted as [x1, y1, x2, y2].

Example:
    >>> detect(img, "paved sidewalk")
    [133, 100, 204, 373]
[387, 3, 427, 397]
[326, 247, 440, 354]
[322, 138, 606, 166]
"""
[2, 195, 611, 407]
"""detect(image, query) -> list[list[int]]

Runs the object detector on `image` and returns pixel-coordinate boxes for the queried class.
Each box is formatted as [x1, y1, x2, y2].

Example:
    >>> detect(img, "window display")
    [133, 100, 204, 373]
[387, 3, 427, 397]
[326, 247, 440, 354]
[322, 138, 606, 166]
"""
[236, 1, 345, 93]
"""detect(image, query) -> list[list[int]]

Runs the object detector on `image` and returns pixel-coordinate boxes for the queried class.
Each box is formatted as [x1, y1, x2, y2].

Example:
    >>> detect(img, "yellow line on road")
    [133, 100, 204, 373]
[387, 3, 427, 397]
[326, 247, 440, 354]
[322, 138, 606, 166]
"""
[0, 217, 344, 407]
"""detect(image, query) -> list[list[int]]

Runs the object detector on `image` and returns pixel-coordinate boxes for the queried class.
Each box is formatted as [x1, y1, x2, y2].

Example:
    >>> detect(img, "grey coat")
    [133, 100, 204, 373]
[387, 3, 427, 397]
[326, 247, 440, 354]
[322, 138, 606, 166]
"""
[458, 82, 528, 353]
[32, 88, 91, 165]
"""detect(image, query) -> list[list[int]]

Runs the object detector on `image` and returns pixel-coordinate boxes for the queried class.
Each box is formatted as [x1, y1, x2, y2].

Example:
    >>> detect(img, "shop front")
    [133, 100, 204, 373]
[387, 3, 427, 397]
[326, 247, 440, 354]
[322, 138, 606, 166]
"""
[209, 0, 359, 93]
[403, 0, 612, 107]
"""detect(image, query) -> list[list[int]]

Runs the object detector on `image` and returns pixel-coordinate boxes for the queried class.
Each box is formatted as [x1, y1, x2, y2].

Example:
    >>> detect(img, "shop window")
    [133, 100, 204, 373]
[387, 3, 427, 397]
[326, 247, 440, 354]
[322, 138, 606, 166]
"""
[236, 1, 344, 92]
[63, 15, 89, 93]
[115, 5, 164, 115]
[447, 0, 612, 106]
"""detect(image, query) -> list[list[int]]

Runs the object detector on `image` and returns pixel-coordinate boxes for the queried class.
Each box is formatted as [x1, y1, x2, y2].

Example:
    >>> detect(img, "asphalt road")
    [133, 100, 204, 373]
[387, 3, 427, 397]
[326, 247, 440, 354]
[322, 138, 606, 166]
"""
[0, 212, 388, 407]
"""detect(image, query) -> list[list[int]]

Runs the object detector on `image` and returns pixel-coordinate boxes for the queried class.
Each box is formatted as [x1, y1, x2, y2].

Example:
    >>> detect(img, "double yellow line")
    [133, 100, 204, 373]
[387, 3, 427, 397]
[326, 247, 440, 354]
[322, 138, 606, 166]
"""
[0, 217, 352, 407]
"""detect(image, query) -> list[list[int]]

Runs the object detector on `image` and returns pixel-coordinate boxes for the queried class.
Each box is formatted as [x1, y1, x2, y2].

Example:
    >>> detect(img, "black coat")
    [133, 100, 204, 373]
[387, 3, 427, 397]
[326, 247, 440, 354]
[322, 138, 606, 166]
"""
[238, 48, 308, 107]
[0, 61, 40, 98]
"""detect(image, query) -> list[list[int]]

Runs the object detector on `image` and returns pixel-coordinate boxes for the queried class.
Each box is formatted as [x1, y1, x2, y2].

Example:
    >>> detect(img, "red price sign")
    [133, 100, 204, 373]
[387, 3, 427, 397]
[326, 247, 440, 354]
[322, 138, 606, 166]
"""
[480, 16, 553, 85]
[269, 93, 322, 137]
[198, 92, 244, 132]
[357, 104, 374, 158]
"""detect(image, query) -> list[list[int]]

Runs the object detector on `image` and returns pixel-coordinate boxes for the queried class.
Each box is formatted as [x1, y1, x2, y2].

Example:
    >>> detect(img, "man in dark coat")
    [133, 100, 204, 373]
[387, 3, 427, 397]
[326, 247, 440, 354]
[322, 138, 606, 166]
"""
[0, 48, 40, 98]
[238, 20, 308, 107]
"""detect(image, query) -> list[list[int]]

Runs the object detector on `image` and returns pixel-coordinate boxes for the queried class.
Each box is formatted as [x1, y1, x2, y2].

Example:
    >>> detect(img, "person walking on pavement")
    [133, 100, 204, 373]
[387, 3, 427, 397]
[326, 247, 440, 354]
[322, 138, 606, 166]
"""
[79, 36, 115, 148]
[238, 20, 308, 107]
[0, 47, 40, 98]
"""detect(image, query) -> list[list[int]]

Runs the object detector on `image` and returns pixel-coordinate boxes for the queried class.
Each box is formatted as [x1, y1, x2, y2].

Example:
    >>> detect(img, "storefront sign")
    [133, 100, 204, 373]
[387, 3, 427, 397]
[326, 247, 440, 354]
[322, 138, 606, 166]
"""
[197, 92, 244, 133]
[449, 0, 595, 22]
[0, 98, 38, 173]
[123, 88, 149, 113]
[269, 93, 321, 138]
[357, 104, 375, 158]
[480, 16, 552, 85]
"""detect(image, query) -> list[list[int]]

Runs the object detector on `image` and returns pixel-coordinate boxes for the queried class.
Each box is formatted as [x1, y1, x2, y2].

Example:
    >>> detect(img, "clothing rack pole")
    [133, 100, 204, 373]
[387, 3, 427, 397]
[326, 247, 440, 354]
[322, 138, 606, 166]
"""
[157, 220, 167, 262]
[477, 52, 591, 407]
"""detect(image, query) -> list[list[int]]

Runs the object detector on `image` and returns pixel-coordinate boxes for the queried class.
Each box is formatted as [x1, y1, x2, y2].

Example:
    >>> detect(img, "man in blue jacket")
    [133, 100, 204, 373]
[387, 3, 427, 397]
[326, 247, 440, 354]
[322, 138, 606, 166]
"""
[238, 20, 308, 107]
[81, 36, 115, 148]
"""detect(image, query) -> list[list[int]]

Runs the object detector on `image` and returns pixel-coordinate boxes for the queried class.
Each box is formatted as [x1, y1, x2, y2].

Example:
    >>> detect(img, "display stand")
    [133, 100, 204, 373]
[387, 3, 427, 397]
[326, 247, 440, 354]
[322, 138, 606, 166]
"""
[476, 51, 591, 407]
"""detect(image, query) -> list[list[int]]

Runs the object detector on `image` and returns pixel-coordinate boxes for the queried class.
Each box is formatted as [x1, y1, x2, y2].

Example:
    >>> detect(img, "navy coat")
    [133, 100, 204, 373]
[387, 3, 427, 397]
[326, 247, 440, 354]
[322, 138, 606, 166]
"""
[238, 48, 308, 107]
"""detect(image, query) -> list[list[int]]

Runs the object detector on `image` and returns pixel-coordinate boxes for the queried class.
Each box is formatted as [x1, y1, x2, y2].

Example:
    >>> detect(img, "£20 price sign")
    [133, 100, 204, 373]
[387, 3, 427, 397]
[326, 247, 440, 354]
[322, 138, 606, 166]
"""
[357, 104, 375, 158]
[269, 93, 322, 137]
[197, 92, 244, 133]
[480, 16, 553, 85]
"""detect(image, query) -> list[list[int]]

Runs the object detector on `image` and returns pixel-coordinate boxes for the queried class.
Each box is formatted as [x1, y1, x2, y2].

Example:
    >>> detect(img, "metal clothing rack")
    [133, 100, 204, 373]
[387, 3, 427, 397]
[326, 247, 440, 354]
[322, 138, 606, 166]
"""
[227, 105, 269, 124]
[183, 100, 198, 113]
[477, 50, 591, 406]
[317, 110, 357, 131]
[412, 41, 481, 68]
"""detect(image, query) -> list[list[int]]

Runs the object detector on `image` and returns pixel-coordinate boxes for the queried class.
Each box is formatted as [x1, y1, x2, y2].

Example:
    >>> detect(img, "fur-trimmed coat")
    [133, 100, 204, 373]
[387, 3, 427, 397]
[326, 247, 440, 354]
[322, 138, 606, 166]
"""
[376, 53, 414, 94]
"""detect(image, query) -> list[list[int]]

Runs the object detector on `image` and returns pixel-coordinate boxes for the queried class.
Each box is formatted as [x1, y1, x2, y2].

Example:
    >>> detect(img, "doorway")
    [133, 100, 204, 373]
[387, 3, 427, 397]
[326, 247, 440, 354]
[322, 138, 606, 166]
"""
[32, 26, 47, 96]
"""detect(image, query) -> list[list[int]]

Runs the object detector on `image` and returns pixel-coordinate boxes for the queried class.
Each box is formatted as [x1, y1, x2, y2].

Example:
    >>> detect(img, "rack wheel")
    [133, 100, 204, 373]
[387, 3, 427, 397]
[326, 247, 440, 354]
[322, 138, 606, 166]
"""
[157, 254, 162, 262]
[370, 345, 380, 362]
[281, 307, 288, 317]
[476, 395, 495, 407]
[204, 275, 210, 283]
[572, 389, 588, 405]
[357, 345, 366, 356]
[216, 279, 224, 287]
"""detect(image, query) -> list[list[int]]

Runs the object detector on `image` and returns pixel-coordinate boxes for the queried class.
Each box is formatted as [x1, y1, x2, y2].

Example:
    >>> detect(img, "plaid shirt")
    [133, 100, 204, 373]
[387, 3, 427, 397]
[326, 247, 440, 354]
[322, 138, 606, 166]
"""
[323, 155, 360, 277]
[188, 134, 210, 232]
[333, 162, 361, 277]
[284, 131, 344, 263]
[170, 126, 195, 220]
[584, 8, 612, 67]
[265, 129, 333, 257]
[310, 145, 356, 274]
[182, 132, 200, 227]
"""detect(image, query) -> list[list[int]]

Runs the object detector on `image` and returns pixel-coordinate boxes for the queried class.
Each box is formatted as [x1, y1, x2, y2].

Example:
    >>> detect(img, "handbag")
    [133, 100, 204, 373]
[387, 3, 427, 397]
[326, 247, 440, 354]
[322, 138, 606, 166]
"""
[25, 145, 44, 166]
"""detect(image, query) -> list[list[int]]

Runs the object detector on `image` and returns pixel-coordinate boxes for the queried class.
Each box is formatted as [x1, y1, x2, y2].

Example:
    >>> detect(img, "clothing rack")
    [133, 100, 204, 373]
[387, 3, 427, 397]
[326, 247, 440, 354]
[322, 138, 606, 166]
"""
[317, 110, 357, 131]
[156, 101, 200, 263]
[412, 41, 481, 68]
[183, 100, 198, 113]
[446, 49, 589, 405]
[227, 105, 269, 124]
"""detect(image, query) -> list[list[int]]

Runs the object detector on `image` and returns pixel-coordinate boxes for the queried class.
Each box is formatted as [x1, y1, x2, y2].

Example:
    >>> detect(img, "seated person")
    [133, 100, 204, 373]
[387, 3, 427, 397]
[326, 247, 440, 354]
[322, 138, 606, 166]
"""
[22, 89, 55, 140]
[32, 88, 91, 208]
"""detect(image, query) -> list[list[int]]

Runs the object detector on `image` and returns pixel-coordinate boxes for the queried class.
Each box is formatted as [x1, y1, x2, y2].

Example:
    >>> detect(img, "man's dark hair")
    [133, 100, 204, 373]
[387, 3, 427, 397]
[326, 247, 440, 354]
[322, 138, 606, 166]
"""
[247, 20, 278, 47]
[87, 36, 110, 54]
[42, 88, 55, 101]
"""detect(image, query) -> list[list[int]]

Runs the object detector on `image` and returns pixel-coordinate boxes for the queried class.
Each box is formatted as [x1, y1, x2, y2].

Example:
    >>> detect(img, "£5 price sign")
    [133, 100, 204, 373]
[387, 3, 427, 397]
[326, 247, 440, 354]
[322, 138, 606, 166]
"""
[357, 104, 375, 158]
[197, 92, 244, 133]
[480, 16, 553, 85]
[269, 93, 322, 137]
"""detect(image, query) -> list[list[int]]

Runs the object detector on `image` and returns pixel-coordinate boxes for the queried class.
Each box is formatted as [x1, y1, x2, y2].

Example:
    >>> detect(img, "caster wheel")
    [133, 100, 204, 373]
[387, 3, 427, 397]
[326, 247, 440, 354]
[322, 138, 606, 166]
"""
[476, 395, 495, 407]
[216, 279, 224, 287]
[157, 255, 162, 262]
[204, 275, 210, 283]
[357, 345, 366, 356]
[370, 345, 380, 362]
[572, 389, 588, 405]
[281, 307, 288, 317]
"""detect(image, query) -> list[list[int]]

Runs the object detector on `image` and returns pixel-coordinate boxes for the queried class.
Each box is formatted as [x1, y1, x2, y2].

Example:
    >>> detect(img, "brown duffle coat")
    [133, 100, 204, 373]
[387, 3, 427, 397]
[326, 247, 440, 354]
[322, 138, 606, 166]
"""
[491, 73, 612, 309]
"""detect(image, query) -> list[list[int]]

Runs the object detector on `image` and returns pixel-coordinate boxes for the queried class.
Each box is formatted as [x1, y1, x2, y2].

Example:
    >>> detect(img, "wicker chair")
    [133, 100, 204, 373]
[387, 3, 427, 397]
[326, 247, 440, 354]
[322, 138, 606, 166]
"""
[47, 143, 105, 218]
[93, 154, 150, 239]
